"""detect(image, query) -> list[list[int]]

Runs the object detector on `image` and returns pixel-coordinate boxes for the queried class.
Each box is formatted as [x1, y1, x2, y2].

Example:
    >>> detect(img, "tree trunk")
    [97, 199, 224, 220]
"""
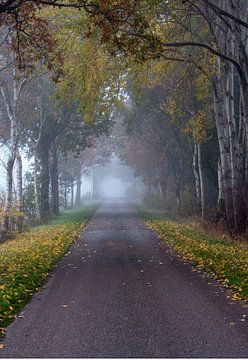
[240, 84, 248, 219]
[15, 150, 23, 232]
[156, 162, 163, 202]
[0, 64, 25, 239]
[34, 153, 41, 222]
[4, 110, 18, 211]
[16, 150, 22, 212]
[71, 181, 74, 209]
[225, 55, 246, 232]
[5, 157, 15, 212]
[75, 168, 82, 207]
[192, 142, 201, 205]
[50, 144, 59, 216]
[197, 143, 206, 221]
[213, 75, 235, 230]
[39, 147, 50, 221]
[64, 185, 68, 210]
[217, 159, 226, 221]
[1, 157, 14, 240]
[92, 167, 101, 198]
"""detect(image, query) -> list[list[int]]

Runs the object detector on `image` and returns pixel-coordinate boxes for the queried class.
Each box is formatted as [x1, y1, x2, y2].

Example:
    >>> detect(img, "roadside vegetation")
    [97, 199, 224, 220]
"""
[0, 205, 97, 337]
[139, 207, 248, 304]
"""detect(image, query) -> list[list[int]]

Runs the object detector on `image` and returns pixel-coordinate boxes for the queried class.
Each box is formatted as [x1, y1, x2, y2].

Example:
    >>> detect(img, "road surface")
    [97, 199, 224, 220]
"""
[1, 201, 248, 357]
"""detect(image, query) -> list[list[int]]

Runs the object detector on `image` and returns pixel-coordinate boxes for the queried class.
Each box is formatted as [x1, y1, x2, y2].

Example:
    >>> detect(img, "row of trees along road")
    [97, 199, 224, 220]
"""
[0, 3, 117, 240]
[1, 1, 248, 234]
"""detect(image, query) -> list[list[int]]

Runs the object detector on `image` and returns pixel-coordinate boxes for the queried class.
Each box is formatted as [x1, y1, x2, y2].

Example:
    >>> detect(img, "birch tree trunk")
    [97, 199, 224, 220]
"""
[34, 153, 41, 222]
[16, 150, 22, 212]
[213, 75, 235, 230]
[50, 144, 59, 216]
[39, 146, 50, 221]
[217, 159, 225, 220]
[225, 31, 246, 233]
[15, 149, 23, 231]
[197, 143, 206, 221]
[5, 157, 15, 212]
[0, 66, 22, 238]
[192, 142, 201, 205]
[64, 185, 68, 210]
[71, 181, 74, 209]
[0, 97, 19, 213]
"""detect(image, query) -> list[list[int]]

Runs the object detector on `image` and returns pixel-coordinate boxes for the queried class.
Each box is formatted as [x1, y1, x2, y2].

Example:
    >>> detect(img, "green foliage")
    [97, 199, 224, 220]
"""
[176, 185, 200, 217]
[142, 186, 200, 217]
[0, 205, 97, 337]
[0, 211, 25, 240]
[45, 7, 126, 123]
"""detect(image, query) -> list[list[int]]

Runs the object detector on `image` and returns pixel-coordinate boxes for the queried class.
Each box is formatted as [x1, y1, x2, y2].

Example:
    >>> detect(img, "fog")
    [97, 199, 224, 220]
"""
[89, 156, 144, 202]
[101, 176, 126, 198]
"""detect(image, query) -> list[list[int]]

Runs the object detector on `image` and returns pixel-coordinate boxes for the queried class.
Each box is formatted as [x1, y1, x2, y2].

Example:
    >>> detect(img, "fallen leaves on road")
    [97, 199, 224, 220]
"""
[146, 220, 248, 304]
[0, 209, 94, 337]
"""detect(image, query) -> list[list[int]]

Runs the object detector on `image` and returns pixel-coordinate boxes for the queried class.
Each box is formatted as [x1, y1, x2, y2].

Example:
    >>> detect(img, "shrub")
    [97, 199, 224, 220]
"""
[0, 210, 25, 242]
[176, 185, 200, 217]
[143, 192, 166, 210]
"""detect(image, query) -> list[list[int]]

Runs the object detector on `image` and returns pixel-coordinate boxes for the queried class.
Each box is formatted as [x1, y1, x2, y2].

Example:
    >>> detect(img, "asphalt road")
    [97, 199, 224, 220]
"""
[1, 200, 248, 358]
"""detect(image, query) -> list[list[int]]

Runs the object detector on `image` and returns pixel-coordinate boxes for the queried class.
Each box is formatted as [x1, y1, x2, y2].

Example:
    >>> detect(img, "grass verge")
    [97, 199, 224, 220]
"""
[0, 205, 97, 337]
[139, 206, 248, 304]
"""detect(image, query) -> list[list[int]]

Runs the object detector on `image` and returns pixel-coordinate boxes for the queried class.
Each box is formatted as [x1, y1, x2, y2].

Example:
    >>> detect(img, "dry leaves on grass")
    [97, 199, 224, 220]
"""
[0, 218, 89, 336]
[147, 220, 248, 303]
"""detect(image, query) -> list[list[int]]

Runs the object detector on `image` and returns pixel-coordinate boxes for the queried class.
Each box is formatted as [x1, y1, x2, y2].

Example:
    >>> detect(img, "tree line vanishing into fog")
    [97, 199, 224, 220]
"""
[0, 1, 248, 237]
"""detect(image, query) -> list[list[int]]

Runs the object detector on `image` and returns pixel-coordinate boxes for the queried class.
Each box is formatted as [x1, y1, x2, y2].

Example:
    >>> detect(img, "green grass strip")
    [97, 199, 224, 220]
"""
[139, 207, 248, 303]
[0, 205, 97, 337]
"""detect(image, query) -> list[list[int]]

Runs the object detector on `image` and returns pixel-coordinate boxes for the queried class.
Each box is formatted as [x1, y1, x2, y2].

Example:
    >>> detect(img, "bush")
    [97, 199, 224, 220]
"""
[0, 210, 25, 242]
[143, 192, 166, 210]
[176, 185, 200, 217]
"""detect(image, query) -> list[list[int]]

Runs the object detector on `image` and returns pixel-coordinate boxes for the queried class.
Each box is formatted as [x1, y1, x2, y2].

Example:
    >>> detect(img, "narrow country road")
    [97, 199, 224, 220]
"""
[1, 201, 248, 358]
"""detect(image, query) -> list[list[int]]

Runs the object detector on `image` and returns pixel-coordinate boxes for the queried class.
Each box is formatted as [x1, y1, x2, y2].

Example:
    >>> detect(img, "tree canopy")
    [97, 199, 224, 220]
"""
[0, 0, 248, 235]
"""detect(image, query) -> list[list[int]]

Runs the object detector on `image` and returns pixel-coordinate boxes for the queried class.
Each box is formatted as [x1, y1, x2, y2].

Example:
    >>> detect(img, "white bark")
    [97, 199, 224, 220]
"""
[156, 162, 163, 200]
[192, 142, 200, 203]
[16, 150, 22, 212]
[213, 72, 234, 229]
[217, 159, 225, 213]
[197, 143, 206, 221]
[0, 65, 25, 212]
[34, 153, 40, 221]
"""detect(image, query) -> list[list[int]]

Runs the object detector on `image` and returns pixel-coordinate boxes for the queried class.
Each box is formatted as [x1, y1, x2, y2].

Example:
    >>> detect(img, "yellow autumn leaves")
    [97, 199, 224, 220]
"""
[0, 219, 87, 337]
[147, 220, 248, 303]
